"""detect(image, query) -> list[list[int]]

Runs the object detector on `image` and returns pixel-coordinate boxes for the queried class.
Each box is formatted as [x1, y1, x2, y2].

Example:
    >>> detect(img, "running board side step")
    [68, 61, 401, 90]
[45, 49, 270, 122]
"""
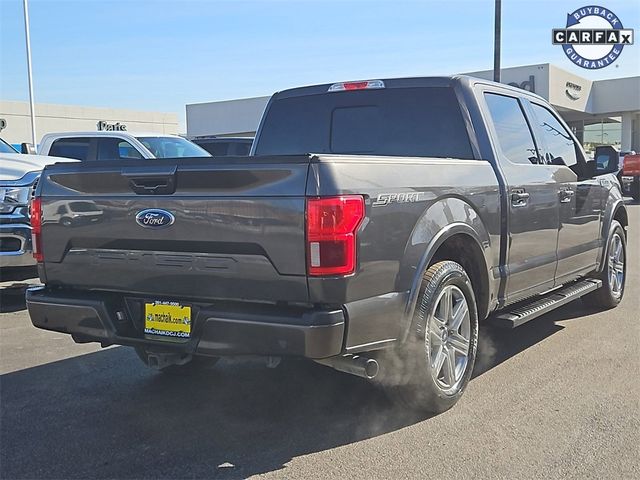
[489, 279, 602, 328]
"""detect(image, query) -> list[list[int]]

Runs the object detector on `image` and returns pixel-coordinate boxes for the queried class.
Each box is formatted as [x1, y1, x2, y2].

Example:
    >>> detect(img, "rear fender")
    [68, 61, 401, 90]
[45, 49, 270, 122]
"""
[596, 189, 627, 273]
[398, 197, 495, 341]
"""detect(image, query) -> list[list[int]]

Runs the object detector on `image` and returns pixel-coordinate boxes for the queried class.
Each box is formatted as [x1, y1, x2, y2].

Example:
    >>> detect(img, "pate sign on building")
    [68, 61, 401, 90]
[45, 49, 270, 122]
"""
[553, 5, 634, 69]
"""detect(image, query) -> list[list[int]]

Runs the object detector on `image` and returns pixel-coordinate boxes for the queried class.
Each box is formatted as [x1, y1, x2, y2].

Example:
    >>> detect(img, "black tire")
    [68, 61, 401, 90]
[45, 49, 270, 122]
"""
[390, 261, 479, 413]
[583, 220, 626, 309]
[134, 347, 218, 375]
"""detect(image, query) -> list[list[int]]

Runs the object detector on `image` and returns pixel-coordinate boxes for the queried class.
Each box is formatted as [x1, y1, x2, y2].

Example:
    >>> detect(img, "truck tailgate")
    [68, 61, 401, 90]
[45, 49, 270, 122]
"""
[38, 157, 310, 303]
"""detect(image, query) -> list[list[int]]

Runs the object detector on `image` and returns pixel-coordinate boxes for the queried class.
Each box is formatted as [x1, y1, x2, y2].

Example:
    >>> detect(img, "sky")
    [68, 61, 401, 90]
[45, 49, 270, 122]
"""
[1, 0, 639, 129]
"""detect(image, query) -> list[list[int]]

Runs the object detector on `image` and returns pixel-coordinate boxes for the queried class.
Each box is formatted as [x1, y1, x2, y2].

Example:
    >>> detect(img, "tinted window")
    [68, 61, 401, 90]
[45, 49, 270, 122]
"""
[0, 138, 18, 154]
[137, 137, 210, 158]
[484, 94, 540, 165]
[255, 87, 474, 159]
[198, 141, 229, 156]
[230, 142, 252, 156]
[49, 138, 91, 160]
[530, 103, 578, 167]
[118, 141, 143, 159]
[96, 138, 143, 160]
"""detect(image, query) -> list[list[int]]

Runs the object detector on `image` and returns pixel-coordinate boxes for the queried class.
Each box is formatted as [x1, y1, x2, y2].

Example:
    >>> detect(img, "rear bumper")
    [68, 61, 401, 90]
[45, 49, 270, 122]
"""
[0, 223, 35, 268]
[26, 287, 345, 359]
[620, 175, 638, 193]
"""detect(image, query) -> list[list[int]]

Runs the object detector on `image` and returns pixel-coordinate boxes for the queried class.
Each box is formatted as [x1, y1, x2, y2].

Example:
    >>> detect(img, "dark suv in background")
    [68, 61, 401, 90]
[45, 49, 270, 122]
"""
[190, 136, 253, 156]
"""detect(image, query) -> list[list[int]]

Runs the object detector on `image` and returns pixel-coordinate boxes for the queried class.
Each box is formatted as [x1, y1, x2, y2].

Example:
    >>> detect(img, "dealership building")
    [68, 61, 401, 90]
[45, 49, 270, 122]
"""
[0, 100, 178, 147]
[186, 63, 640, 152]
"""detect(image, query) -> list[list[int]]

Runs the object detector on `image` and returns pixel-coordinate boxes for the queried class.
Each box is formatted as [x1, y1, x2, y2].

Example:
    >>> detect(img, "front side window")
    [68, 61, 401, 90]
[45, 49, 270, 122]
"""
[49, 138, 91, 160]
[118, 141, 143, 159]
[96, 138, 143, 160]
[484, 93, 540, 165]
[137, 137, 210, 158]
[530, 103, 578, 167]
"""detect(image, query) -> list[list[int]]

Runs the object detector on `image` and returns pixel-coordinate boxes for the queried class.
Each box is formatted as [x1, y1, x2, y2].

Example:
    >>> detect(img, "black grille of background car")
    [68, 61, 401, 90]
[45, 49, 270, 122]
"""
[30, 177, 39, 199]
[0, 237, 22, 253]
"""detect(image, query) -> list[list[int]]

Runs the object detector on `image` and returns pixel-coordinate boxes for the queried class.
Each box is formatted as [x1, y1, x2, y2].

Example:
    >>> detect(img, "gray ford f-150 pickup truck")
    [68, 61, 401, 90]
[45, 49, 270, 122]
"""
[27, 76, 628, 413]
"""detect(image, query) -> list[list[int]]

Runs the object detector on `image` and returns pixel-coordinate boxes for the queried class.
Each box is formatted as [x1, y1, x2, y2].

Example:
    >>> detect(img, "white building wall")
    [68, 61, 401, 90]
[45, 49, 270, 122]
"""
[590, 77, 640, 115]
[186, 96, 269, 138]
[0, 100, 179, 145]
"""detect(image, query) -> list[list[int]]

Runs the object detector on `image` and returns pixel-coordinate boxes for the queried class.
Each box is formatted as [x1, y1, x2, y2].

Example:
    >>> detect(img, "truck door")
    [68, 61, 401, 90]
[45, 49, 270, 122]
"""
[483, 92, 561, 302]
[526, 101, 604, 283]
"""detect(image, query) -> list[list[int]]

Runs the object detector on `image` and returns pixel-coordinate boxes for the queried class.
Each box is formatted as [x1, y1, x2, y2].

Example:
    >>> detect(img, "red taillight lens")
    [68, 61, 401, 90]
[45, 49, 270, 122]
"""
[327, 80, 385, 92]
[306, 196, 365, 276]
[30, 197, 43, 262]
[623, 156, 640, 175]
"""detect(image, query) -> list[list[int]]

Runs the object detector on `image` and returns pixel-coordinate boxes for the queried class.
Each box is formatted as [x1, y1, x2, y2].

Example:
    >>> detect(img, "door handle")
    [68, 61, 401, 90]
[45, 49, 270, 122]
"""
[511, 191, 530, 207]
[559, 189, 575, 203]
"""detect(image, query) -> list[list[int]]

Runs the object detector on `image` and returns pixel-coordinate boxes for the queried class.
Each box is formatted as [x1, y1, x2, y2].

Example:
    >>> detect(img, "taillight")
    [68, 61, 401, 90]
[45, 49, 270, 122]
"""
[623, 156, 640, 175]
[306, 196, 365, 276]
[30, 197, 43, 262]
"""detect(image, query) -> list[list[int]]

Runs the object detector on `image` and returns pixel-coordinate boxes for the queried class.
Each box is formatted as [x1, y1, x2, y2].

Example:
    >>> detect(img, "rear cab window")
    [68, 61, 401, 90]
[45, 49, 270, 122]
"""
[254, 86, 474, 159]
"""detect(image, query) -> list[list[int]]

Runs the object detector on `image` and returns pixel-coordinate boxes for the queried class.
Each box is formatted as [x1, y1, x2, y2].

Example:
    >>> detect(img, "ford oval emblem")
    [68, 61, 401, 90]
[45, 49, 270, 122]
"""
[135, 209, 175, 229]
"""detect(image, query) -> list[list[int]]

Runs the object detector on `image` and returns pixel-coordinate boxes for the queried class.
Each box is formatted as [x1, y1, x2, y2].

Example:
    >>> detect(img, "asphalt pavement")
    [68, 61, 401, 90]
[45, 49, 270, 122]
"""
[1, 202, 638, 480]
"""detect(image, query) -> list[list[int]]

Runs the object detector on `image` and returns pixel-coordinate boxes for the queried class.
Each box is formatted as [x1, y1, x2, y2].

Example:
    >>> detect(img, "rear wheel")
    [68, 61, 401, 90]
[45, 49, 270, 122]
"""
[392, 261, 479, 413]
[583, 220, 626, 309]
[134, 347, 218, 375]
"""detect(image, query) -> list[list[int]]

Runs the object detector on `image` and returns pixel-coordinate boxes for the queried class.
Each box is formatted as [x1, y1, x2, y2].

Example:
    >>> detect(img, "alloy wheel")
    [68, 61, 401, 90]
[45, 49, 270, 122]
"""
[426, 285, 471, 394]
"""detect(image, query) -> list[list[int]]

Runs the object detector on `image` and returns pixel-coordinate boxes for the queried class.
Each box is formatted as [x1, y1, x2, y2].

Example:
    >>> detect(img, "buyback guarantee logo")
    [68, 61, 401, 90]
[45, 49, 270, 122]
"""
[553, 5, 634, 69]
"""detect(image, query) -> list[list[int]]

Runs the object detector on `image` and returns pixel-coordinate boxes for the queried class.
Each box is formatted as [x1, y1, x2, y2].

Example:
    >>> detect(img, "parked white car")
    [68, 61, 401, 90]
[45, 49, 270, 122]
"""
[38, 131, 210, 160]
[0, 138, 75, 268]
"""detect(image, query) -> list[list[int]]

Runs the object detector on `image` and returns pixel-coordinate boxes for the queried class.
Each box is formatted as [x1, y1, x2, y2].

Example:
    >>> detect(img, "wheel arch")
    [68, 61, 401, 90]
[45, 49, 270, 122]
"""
[597, 199, 628, 273]
[401, 223, 493, 342]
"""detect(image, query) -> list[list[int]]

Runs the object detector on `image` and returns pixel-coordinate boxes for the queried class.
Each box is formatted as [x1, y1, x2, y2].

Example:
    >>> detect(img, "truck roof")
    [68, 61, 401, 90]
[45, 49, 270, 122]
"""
[39, 131, 183, 142]
[272, 75, 547, 104]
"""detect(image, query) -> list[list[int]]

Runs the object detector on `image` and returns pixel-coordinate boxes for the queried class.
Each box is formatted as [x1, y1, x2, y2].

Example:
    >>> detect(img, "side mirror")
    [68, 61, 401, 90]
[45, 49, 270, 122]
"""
[594, 145, 620, 176]
[21, 143, 36, 155]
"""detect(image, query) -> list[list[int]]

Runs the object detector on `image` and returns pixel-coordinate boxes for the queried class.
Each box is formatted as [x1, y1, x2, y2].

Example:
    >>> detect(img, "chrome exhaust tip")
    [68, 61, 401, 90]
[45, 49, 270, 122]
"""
[315, 354, 379, 379]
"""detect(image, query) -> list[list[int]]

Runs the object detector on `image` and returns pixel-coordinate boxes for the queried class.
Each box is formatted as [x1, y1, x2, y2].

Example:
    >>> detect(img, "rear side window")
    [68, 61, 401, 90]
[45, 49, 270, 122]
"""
[484, 94, 541, 165]
[49, 138, 91, 160]
[231, 142, 252, 156]
[255, 87, 474, 159]
[529, 103, 578, 167]
[96, 138, 143, 160]
[199, 141, 230, 156]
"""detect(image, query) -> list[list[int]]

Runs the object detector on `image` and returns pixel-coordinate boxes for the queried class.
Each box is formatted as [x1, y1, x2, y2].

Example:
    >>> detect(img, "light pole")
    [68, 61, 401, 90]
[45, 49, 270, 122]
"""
[23, 0, 37, 148]
[493, 0, 502, 82]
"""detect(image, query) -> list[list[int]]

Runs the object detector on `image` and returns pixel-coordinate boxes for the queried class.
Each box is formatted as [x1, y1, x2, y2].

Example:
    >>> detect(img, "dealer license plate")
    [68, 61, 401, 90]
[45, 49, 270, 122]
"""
[144, 301, 191, 338]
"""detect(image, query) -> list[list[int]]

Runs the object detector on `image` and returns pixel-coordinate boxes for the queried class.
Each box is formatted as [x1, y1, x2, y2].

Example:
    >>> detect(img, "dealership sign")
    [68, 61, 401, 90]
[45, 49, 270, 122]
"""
[565, 81, 583, 101]
[97, 121, 127, 131]
[552, 5, 634, 69]
[508, 75, 536, 93]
